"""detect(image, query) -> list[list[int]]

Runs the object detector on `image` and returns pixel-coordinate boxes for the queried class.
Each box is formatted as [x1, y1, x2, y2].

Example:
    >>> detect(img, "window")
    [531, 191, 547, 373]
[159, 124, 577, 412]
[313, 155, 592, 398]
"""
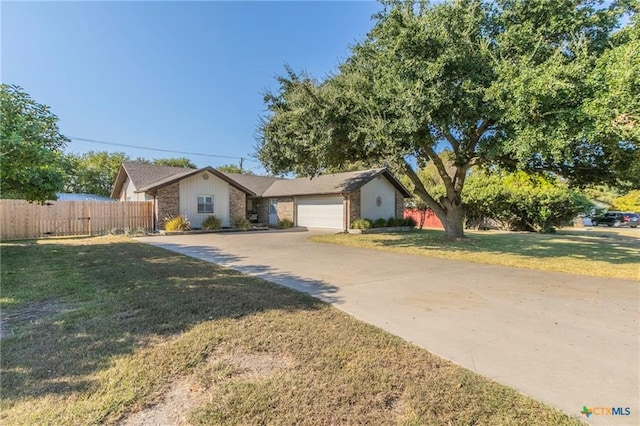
[197, 195, 214, 214]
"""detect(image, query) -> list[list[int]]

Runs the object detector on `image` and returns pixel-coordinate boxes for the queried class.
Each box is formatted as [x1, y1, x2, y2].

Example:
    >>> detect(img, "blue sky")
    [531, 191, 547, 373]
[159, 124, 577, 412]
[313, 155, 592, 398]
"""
[2, 1, 383, 173]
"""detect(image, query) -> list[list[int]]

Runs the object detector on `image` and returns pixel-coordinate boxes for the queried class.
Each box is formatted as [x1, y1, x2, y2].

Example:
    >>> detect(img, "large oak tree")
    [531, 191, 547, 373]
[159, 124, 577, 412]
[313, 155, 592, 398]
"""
[257, 0, 635, 238]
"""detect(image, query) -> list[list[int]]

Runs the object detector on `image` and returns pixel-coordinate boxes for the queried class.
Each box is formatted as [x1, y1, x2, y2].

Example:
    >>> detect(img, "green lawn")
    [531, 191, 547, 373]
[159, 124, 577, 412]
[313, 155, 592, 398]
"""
[311, 228, 640, 280]
[0, 236, 582, 425]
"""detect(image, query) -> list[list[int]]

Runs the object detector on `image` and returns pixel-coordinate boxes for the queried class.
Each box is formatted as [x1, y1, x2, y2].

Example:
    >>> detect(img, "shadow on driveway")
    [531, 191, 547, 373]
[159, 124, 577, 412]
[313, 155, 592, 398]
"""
[147, 241, 342, 305]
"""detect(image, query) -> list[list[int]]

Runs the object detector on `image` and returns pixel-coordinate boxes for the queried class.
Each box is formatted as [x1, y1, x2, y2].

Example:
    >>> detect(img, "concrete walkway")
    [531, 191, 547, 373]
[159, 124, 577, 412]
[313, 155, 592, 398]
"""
[138, 229, 639, 424]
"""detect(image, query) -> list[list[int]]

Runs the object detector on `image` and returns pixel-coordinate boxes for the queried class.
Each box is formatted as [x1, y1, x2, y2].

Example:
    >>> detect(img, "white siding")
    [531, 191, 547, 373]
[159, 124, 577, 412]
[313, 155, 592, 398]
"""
[179, 172, 230, 228]
[296, 196, 344, 229]
[360, 175, 396, 220]
[121, 178, 151, 201]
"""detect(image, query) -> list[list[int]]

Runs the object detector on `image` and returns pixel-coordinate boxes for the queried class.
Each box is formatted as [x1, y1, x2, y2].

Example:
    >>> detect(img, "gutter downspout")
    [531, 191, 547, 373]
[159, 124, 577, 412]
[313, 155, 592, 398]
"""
[342, 193, 349, 233]
[153, 193, 157, 232]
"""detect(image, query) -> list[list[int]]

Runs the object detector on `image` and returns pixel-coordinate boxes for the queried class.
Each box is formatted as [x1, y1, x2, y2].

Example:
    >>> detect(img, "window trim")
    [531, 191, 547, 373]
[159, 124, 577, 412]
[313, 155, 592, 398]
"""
[197, 195, 214, 214]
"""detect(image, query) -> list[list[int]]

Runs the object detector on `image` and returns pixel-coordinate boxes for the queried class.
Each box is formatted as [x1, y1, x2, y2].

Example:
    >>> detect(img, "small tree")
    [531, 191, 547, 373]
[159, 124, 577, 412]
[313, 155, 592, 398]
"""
[1, 84, 69, 202]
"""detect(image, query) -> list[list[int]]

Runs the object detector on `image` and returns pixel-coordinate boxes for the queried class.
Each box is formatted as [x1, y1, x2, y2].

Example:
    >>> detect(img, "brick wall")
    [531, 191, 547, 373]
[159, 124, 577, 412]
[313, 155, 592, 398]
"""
[255, 198, 269, 224]
[229, 186, 246, 222]
[156, 183, 180, 229]
[276, 197, 294, 223]
[348, 189, 361, 225]
[395, 189, 405, 219]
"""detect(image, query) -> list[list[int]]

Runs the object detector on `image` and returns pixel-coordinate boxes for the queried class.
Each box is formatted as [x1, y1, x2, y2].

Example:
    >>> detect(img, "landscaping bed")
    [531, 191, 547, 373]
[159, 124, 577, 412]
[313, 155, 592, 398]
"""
[347, 226, 413, 234]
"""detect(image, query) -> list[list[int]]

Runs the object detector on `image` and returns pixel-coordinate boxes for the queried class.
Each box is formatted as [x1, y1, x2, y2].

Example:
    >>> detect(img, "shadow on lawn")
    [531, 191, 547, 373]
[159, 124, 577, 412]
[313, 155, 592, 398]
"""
[374, 229, 639, 265]
[0, 238, 340, 401]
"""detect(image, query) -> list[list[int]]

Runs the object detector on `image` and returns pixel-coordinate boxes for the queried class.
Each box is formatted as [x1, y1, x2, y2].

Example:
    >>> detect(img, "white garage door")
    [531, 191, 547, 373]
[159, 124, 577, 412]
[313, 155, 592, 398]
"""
[297, 197, 344, 229]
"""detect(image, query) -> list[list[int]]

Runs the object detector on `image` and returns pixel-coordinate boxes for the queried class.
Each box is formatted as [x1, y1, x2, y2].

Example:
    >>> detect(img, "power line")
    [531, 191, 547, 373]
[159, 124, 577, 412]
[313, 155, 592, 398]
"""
[68, 136, 255, 162]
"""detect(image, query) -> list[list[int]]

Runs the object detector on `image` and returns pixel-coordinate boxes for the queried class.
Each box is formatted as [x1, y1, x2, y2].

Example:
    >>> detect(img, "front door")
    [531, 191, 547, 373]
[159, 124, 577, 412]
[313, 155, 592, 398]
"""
[268, 199, 278, 226]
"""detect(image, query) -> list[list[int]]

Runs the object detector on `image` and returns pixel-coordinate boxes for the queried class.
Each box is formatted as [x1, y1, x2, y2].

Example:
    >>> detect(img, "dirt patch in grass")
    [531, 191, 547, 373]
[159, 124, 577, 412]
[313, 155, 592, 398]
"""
[120, 348, 291, 426]
[0, 300, 73, 339]
[119, 377, 205, 426]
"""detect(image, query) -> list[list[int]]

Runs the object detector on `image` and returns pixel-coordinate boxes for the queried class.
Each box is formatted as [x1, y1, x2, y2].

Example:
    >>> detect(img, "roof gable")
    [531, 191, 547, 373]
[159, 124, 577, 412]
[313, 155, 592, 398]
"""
[135, 166, 256, 195]
[110, 162, 195, 198]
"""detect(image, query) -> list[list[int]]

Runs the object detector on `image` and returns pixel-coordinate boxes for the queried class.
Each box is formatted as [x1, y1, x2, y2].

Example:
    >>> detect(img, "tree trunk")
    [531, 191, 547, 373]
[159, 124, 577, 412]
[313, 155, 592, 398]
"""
[441, 202, 466, 239]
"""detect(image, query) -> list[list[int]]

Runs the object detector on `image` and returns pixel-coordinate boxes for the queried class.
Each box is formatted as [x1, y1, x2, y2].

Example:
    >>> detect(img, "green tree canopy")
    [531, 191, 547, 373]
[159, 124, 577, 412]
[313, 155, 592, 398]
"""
[215, 163, 254, 175]
[64, 151, 130, 196]
[257, 0, 633, 238]
[151, 157, 197, 168]
[63, 155, 197, 196]
[583, 14, 640, 187]
[131, 157, 197, 168]
[1, 84, 69, 202]
[611, 190, 640, 211]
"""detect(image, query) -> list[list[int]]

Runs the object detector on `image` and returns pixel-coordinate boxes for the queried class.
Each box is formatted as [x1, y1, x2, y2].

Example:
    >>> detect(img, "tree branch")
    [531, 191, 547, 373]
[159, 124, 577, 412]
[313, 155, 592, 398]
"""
[424, 144, 456, 199]
[442, 129, 459, 152]
[453, 163, 470, 194]
[475, 118, 493, 139]
[402, 159, 446, 219]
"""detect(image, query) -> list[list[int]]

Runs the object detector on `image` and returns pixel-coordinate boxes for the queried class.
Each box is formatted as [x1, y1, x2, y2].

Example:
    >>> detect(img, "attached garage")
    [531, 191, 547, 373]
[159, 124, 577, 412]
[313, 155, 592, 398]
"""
[296, 196, 344, 229]
[256, 168, 411, 231]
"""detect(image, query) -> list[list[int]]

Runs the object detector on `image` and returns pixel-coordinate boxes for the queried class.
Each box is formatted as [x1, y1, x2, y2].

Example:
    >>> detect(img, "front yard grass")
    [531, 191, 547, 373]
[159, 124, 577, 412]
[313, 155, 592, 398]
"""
[1, 236, 581, 425]
[311, 228, 639, 280]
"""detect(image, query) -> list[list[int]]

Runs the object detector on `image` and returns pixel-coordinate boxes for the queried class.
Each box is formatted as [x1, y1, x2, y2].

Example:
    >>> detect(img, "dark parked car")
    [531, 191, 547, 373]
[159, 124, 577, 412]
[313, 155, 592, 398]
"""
[591, 211, 639, 228]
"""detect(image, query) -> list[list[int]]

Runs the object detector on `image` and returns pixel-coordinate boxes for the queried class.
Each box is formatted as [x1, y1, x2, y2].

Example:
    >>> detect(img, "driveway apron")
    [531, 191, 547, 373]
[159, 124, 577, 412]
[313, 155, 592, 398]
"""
[138, 230, 639, 424]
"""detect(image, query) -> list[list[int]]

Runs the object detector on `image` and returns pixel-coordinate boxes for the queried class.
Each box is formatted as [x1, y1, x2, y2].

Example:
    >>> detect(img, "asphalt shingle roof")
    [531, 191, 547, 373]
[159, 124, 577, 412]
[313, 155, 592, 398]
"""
[122, 162, 194, 190]
[261, 169, 390, 197]
[219, 172, 283, 196]
[112, 163, 410, 199]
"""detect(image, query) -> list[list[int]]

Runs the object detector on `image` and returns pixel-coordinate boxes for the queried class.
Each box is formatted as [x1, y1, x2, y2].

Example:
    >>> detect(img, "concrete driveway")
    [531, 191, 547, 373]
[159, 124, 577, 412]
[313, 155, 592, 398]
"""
[138, 229, 639, 424]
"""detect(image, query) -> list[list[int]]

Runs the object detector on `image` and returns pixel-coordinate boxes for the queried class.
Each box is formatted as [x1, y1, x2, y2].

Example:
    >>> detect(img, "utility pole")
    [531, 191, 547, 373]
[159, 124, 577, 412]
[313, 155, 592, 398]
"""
[239, 157, 244, 173]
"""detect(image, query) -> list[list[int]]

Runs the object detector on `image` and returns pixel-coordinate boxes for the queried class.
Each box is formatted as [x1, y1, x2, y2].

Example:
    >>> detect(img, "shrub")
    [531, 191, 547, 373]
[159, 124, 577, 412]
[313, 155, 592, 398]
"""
[132, 226, 148, 236]
[351, 218, 372, 230]
[387, 217, 400, 227]
[402, 217, 417, 227]
[202, 215, 222, 230]
[373, 218, 388, 228]
[278, 218, 294, 229]
[611, 190, 640, 212]
[124, 227, 146, 237]
[165, 215, 191, 231]
[463, 170, 593, 233]
[233, 217, 252, 230]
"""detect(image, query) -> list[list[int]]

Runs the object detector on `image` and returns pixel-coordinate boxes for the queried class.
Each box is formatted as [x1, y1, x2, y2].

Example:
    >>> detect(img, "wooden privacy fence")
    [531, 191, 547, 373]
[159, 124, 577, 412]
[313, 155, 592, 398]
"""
[0, 200, 153, 240]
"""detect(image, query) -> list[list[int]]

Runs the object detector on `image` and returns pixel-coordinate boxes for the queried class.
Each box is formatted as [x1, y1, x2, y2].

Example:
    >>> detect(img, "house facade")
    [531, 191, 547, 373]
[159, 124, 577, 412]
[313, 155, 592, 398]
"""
[111, 163, 410, 231]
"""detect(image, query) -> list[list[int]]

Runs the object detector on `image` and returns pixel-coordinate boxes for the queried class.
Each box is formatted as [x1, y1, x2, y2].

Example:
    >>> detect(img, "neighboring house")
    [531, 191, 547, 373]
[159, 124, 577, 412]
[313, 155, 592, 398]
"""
[111, 162, 410, 231]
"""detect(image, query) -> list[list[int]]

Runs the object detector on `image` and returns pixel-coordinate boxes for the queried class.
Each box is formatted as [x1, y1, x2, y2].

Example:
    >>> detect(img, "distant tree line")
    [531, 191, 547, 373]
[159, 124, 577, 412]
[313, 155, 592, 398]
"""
[62, 152, 197, 196]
